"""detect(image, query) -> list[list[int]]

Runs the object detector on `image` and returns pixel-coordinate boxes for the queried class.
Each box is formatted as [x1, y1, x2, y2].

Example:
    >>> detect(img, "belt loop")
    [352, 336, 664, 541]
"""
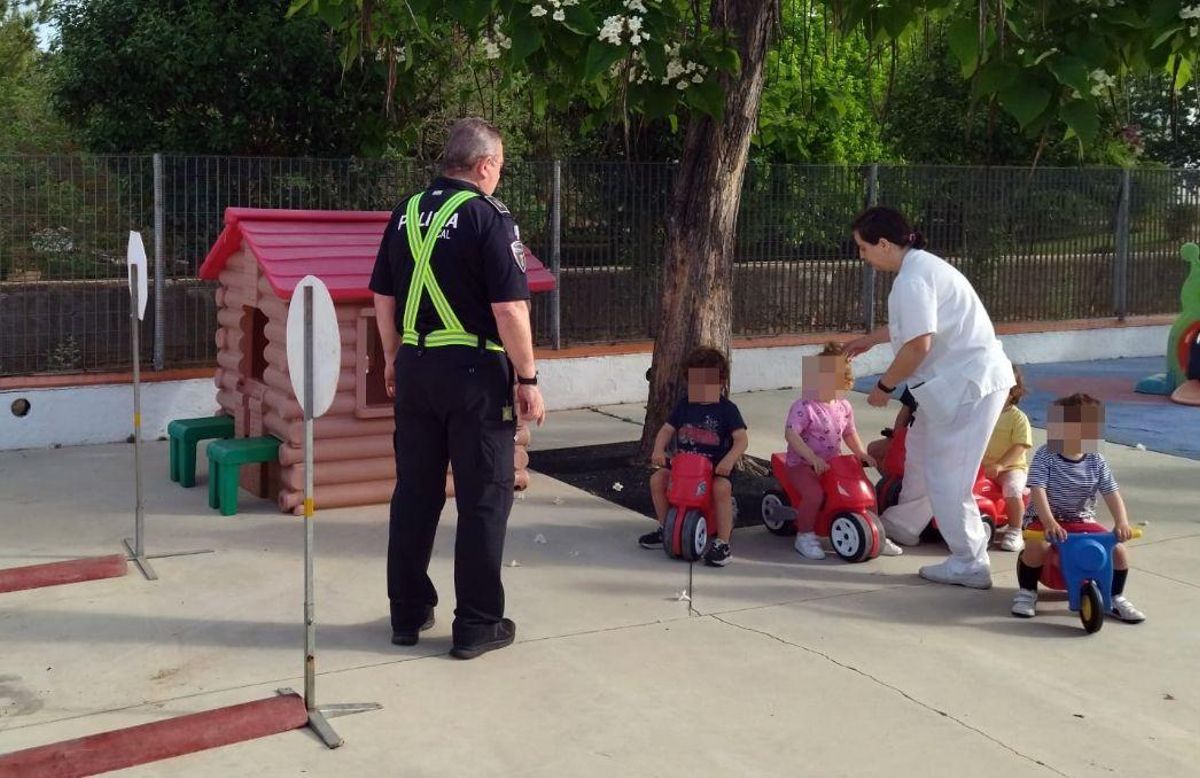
[417, 331, 427, 355]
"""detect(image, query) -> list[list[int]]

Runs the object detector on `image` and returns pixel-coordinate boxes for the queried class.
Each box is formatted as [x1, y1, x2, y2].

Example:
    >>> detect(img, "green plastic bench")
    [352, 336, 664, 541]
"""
[168, 415, 235, 487]
[206, 436, 281, 516]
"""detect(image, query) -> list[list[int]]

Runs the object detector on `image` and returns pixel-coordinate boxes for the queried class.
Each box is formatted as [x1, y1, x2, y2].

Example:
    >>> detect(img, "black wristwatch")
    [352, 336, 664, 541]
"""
[517, 372, 538, 386]
[876, 379, 896, 394]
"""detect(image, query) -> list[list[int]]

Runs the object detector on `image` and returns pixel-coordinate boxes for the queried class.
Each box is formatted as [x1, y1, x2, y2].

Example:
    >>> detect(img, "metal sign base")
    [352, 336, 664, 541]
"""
[275, 688, 380, 749]
[123, 539, 214, 582]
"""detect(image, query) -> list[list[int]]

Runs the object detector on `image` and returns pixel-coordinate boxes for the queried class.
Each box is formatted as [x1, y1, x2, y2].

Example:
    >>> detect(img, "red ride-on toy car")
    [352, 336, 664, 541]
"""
[875, 424, 1023, 545]
[760, 453, 884, 562]
[662, 452, 720, 562]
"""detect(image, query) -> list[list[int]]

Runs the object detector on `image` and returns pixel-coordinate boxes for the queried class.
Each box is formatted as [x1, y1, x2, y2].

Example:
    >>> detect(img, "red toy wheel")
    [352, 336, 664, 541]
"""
[981, 514, 997, 546]
[760, 489, 796, 536]
[829, 513, 872, 563]
[876, 476, 902, 512]
[663, 507, 680, 559]
[680, 508, 708, 562]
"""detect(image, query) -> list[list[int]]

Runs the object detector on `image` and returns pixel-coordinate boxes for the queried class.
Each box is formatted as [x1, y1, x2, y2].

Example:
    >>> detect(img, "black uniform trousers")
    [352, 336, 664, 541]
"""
[388, 344, 515, 643]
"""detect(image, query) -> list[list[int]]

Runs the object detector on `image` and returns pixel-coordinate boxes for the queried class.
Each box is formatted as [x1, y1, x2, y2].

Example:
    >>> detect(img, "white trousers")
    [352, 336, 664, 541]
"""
[881, 387, 1008, 572]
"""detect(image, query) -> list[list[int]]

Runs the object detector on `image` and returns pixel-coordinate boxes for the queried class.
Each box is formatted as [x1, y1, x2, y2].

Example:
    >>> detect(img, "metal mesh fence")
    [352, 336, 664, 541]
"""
[2, 155, 1196, 377]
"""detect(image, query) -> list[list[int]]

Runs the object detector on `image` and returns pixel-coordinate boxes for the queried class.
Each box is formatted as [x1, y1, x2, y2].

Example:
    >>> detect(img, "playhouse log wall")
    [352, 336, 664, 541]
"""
[212, 246, 531, 515]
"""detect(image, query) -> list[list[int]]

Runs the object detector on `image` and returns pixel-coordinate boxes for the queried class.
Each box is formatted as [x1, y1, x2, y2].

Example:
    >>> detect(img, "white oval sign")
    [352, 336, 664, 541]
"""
[286, 276, 341, 419]
[126, 231, 148, 321]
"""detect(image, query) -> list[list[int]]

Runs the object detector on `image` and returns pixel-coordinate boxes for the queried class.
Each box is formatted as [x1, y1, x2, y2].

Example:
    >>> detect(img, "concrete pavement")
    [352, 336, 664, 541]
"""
[0, 390, 1197, 776]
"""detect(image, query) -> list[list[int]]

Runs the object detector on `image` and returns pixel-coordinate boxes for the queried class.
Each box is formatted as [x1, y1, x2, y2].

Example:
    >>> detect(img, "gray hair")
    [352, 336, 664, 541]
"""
[439, 118, 503, 174]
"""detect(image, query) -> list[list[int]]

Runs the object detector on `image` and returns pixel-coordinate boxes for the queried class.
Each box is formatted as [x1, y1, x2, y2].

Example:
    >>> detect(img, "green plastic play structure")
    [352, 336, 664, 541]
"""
[1136, 242, 1200, 400]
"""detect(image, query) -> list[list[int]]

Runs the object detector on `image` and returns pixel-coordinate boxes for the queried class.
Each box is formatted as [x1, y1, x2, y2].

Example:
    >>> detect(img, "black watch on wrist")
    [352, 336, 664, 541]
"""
[517, 372, 538, 386]
[876, 379, 896, 394]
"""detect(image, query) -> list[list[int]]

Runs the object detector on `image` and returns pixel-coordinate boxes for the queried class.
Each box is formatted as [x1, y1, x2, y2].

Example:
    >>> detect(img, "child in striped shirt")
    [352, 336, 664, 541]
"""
[1011, 393, 1144, 623]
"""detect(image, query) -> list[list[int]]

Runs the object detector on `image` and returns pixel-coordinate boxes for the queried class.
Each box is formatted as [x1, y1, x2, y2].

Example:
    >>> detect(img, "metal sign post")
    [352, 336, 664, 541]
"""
[285, 276, 379, 748]
[124, 231, 212, 580]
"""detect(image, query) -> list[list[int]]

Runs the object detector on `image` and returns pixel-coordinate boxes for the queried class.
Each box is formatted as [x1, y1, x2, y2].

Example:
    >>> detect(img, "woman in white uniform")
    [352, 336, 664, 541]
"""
[847, 208, 1014, 589]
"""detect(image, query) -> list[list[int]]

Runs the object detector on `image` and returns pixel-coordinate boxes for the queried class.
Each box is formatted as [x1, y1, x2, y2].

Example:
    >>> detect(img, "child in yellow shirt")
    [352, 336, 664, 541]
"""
[983, 367, 1033, 552]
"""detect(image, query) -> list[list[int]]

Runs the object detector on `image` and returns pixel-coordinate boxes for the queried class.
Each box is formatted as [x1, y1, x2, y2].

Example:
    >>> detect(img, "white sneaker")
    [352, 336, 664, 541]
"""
[999, 529, 1025, 553]
[880, 537, 904, 556]
[1110, 595, 1146, 624]
[1011, 588, 1037, 618]
[794, 532, 826, 560]
[919, 559, 993, 589]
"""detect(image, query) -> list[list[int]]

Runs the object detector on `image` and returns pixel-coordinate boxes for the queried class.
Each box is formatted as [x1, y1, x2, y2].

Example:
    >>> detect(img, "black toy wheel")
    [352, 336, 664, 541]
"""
[829, 513, 871, 563]
[760, 489, 796, 536]
[680, 508, 708, 562]
[1080, 580, 1105, 634]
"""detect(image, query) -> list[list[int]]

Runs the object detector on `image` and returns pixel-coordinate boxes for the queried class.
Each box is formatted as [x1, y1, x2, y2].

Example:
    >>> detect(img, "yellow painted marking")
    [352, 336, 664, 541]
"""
[133, 413, 141, 428]
[304, 497, 314, 518]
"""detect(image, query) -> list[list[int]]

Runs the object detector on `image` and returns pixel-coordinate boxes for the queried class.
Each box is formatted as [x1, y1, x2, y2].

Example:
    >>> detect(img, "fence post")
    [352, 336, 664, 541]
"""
[550, 160, 562, 350]
[862, 164, 879, 332]
[1113, 168, 1131, 321]
[152, 153, 166, 370]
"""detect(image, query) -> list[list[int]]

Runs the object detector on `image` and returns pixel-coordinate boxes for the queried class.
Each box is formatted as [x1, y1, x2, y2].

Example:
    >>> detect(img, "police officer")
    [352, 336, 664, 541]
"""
[370, 118, 545, 660]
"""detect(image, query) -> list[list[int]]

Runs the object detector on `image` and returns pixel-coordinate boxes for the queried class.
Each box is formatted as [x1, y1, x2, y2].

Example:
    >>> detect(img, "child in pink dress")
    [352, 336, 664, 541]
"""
[785, 343, 902, 559]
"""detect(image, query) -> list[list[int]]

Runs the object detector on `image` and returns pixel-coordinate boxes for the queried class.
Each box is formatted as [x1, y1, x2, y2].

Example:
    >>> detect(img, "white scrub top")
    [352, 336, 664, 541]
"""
[888, 248, 1014, 422]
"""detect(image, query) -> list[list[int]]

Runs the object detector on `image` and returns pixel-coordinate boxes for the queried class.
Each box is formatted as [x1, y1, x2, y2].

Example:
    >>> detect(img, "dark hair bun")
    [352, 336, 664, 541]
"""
[910, 230, 926, 250]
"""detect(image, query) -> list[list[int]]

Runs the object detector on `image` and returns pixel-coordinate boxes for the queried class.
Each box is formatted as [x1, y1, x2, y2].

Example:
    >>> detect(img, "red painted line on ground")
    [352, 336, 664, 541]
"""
[0, 555, 127, 594]
[0, 694, 309, 778]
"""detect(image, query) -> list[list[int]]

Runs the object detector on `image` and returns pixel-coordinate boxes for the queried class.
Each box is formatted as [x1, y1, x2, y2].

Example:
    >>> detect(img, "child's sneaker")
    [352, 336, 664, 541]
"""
[1110, 595, 1146, 623]
[880, 537, 904, 556]
[794, 532, 825, 560]
[638, 526, 663, 549]
[1011, 589, 1037, 618]
[999, 529, 1025, 552]
[704, 539, 732, 567]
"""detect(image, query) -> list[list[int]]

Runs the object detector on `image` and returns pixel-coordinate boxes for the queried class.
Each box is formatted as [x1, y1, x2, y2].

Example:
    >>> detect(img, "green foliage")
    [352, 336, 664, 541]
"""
[50, 0, 386, 155]
[288, 0, 745, 158]
[0, 1, 73, 153]
[753, 7, 887, 163]
[837, 0, 1200, 157]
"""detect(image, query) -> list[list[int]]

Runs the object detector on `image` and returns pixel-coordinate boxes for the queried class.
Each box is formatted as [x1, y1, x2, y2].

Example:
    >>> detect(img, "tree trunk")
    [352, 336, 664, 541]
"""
[638, 0, 776, 458]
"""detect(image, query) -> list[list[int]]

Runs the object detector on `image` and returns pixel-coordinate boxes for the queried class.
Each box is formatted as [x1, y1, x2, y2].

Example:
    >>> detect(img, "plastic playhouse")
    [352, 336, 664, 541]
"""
[168, 207, 555, 515]
[1136, 242, 1200, 406]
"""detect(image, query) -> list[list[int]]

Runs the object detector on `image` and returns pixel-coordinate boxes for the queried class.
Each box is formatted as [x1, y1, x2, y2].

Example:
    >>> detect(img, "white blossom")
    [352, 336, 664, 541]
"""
[625, 0, 648, 12]
[483, 40, 501, 59]
[599, 15, 624, 45]
[531, 5, 547, 17]
[676, 80, 688, 90]
[630, 33, 642, 45]
[1089, 68, 1116, 96]
[1193, 25, 1199, 37]
[553, 9, 565, 21]
[692, 73, 703, 83]
[1182, 5, 1200, 20]
[628, 15, 643, 33]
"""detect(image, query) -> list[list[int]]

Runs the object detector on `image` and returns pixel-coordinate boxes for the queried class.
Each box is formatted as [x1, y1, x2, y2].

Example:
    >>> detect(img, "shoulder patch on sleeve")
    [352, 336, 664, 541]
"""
[484, 195, 510, 215]
[510, 241, 527, 273]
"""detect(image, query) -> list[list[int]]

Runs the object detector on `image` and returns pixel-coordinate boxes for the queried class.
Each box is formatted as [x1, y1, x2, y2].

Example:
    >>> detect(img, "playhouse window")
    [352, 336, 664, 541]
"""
[356, 309, 393, 418]
[241, 307, 267, 386]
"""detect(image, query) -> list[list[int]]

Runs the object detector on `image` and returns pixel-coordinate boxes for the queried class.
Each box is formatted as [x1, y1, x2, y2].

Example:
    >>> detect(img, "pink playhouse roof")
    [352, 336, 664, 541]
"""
[199, 207, 556, 301]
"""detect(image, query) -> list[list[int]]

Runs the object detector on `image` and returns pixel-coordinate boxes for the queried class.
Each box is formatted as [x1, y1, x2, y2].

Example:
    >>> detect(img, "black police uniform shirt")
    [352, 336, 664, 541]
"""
[369, 176, 530, 344]
[667, 397, 747, 465]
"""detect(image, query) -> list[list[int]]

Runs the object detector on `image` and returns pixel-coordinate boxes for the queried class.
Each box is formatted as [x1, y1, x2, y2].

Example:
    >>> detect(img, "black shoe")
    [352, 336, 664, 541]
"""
[450, 618, 516, 660]
[391, 613, 435, 646]
[704, 539, 731, 567]
[638, 526, 664, 549]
